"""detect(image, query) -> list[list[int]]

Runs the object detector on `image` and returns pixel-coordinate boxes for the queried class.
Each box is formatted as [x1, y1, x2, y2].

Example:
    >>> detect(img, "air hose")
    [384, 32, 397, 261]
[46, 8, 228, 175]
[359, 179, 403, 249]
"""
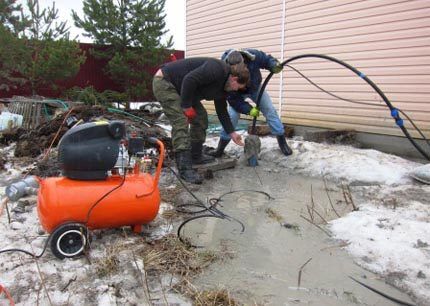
[253, 54, 430, 161]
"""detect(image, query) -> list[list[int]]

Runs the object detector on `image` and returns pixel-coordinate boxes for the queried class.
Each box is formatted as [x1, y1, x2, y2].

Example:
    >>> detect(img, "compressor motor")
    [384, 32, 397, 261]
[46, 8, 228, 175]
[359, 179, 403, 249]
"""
[58, 120, 126, 180]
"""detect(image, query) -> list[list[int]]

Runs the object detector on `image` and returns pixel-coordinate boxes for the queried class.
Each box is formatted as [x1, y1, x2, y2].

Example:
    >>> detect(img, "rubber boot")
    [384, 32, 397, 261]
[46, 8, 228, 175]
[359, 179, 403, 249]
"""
[175, 151, 203, 184]
[191, 142, 215, 164]
[276, 135, 293, 156]
[206, 138, 231, 158]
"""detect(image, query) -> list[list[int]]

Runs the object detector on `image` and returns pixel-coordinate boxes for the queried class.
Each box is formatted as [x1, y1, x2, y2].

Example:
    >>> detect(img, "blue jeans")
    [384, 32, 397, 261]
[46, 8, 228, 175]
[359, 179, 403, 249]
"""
[220, 90, 285, 140]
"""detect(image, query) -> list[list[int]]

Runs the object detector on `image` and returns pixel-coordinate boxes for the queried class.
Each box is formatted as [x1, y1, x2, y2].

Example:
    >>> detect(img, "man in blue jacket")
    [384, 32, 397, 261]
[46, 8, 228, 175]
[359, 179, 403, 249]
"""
[208, 48, 293, 157]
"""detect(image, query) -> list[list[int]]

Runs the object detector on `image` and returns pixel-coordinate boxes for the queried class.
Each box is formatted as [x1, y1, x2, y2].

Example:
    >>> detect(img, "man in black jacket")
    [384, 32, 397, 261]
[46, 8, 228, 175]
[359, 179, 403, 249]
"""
[152, 57, 249, 184]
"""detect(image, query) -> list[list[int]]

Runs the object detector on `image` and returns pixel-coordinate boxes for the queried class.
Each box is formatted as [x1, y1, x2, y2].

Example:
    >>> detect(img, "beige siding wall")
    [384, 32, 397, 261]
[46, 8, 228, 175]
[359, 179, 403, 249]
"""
[186, 0, 284, 115]
[186, 0, 430, 138]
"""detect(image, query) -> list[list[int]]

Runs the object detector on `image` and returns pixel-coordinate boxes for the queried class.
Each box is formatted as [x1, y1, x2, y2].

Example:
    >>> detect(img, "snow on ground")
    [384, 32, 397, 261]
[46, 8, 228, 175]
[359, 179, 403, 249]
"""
[207, 134, 421, 186]
[330, 191, 430, 304]
[0, 194, 183, 305]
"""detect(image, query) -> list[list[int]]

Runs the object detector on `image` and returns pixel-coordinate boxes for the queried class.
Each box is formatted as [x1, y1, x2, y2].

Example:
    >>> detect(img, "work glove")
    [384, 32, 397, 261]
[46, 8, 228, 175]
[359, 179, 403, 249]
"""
[249, 107, 260, 118]
[182, 107, 197, 123]
[271, 60, 283, 74]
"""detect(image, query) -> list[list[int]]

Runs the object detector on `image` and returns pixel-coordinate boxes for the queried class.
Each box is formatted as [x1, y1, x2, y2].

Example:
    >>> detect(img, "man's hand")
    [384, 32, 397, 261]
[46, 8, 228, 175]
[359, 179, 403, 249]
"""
[182, 107, 197, 123]
[249, 107, 260, 118]
[271, 60, 283, 74]
[230, 132, 244, 146]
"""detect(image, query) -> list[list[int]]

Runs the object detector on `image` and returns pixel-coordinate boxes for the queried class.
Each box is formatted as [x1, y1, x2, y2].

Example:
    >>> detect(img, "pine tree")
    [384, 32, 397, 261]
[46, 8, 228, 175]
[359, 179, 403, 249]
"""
[0, 0, 27, 33]
[73, 0, 173, 105]
[0, 0, 29, 91]
[22, 0, 85, 94]
[0, 0, 85, 95]
[0, 25, 29, 91]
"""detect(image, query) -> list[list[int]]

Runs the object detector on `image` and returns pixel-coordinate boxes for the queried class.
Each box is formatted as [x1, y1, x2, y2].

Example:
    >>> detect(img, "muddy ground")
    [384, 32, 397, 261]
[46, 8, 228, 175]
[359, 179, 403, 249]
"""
[179, 163, 417, 305]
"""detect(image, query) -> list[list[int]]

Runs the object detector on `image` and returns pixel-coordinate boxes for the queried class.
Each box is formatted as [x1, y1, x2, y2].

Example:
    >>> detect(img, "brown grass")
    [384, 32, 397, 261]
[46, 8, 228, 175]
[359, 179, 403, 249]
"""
[190, 288, 240, 306]
[137, 234, 244, 305]
[94, 245, 121, 277]
[92, 238, 136, 277]
[139, 234, 219, 278]
[174, 279, 241, 306]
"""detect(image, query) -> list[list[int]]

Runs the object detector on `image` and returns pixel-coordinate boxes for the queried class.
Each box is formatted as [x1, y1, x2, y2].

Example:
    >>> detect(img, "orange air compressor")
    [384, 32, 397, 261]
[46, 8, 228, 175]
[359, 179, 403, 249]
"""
[36, 120, 165, 259]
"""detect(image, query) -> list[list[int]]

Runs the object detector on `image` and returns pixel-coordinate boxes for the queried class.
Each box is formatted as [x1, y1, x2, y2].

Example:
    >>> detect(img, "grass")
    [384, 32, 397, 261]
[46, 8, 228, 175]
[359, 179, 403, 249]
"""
[139, 234, 220, 278]
[94, 245, 121, 277]
[174, 281, 240, 306]
[137, 234, 243, 305]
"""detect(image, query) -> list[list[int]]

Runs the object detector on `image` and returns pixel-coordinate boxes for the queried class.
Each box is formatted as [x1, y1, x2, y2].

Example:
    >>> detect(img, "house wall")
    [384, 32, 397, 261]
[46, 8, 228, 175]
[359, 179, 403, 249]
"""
[186, 0, 430, 138]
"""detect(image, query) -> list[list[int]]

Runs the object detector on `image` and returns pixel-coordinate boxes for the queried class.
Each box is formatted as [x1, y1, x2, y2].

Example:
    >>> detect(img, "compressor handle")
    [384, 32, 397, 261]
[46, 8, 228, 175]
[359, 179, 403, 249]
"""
[136, 138, 165, 198]
[152, 138, 165, 190]
[147, 137, 158, 144]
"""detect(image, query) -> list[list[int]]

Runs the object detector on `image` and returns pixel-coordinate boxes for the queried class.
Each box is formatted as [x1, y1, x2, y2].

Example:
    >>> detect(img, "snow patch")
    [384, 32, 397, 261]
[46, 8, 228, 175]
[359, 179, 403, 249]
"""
[207, 135, 421, 186]
[330, 194, 430, 303]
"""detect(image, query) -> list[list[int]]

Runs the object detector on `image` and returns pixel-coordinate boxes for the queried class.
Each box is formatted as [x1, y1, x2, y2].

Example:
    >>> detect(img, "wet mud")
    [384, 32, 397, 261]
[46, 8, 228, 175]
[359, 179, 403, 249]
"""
[180, 161, 415, 305]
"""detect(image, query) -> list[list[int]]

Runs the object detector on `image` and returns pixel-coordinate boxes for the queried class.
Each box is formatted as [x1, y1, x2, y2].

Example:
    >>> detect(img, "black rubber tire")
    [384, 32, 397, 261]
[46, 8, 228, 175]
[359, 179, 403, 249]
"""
[50, 223, 88, 259]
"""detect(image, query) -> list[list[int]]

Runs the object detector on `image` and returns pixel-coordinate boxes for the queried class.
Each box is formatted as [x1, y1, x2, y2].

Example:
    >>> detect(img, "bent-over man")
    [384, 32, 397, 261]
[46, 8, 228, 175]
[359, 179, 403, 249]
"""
[152, 57, 249, 184]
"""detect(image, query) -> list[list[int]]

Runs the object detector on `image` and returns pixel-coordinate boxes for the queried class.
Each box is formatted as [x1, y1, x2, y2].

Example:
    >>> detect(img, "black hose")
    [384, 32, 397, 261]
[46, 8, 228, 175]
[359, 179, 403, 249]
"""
[166, 162, 277, 246]
[166, 164, 246, 243]
[285, 64, 430, 148]
[84, 168, 126, 224]
[177, 214, 225, 247]
[254, 54, 430, 161]
[0, 235, 50, 258]
[349, 276, 416, 306]
[176, 190, 272, 216]
[218, 189, 274, 201]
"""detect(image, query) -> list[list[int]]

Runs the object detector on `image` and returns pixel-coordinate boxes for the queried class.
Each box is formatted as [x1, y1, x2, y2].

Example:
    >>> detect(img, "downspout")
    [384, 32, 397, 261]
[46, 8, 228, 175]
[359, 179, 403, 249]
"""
[278, 0, 286, 115]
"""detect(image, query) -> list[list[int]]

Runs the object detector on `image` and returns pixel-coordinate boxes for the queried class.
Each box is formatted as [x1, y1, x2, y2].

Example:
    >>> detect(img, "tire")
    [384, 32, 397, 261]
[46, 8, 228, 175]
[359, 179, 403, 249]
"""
[50, 223, 89, 259]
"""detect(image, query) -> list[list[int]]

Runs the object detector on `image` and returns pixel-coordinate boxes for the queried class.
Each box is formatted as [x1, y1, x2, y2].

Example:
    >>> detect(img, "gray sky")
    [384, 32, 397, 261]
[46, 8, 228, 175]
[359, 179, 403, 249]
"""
[17, 0, 185, 50]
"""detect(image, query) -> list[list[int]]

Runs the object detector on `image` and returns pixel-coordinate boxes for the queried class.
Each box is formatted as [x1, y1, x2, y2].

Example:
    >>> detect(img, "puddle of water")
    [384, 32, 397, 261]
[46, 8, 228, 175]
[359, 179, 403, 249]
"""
[181, 166, 415, 305]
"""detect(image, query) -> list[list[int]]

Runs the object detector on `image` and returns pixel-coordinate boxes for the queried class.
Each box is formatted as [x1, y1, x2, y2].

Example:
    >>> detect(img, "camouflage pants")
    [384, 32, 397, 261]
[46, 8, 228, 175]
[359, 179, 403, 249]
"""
[152, 76, 208, 152]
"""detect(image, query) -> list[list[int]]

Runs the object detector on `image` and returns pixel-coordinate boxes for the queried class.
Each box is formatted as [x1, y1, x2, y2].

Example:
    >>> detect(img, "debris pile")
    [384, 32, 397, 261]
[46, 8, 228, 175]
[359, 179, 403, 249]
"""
[0, 103, 173, 177]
